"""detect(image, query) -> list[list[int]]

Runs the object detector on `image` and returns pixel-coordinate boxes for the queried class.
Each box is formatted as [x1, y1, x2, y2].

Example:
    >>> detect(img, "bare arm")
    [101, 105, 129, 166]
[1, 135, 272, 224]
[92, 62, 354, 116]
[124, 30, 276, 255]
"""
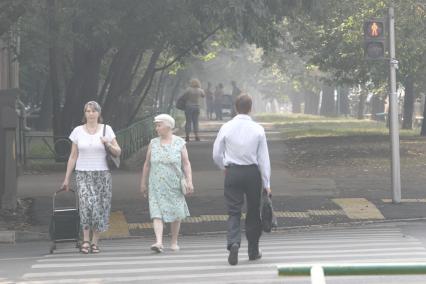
[101, 137, 121, 157]
[140, 144, 152, 197]
[181, 145, 194, 194]
[61, 143, 78, 191]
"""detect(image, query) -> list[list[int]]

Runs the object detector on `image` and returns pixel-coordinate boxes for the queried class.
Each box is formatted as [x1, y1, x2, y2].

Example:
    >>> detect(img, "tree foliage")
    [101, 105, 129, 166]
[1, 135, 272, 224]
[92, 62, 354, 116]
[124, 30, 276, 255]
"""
[17, 0, 312, 135]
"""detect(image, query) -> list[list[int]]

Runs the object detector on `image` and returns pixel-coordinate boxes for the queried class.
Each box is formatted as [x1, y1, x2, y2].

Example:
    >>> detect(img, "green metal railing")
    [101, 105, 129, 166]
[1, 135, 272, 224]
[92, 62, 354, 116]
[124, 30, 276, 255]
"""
[115, 115, 155, 160]
[278, 263, 426, 284]
[18, 115, 156, 164]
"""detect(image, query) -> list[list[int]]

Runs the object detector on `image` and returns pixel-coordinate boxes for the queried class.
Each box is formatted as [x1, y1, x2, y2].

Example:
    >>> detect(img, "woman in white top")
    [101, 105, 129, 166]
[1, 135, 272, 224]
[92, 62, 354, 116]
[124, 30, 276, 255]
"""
[61, 101, 121, 254]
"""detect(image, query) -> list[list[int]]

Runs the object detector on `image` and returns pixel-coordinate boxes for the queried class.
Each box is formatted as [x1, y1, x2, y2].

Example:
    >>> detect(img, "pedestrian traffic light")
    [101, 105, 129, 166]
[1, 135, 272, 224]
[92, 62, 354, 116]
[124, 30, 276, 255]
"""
[364, 19, 386, 60]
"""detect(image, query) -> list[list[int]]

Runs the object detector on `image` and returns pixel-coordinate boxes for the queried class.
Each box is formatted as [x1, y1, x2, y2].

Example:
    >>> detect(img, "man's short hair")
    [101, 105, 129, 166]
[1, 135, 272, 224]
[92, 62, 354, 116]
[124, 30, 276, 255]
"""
[235, 94, 252, 114]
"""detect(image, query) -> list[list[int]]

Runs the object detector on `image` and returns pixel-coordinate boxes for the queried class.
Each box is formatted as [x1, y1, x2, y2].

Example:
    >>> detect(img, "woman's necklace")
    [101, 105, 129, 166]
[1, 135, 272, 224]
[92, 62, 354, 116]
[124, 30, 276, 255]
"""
[85, 124, 98, 135]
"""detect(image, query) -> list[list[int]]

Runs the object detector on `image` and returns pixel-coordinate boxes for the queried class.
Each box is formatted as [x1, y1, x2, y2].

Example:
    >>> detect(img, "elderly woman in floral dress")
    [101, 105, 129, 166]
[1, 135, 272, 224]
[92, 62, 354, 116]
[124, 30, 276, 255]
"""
[140, 114, 193, 252]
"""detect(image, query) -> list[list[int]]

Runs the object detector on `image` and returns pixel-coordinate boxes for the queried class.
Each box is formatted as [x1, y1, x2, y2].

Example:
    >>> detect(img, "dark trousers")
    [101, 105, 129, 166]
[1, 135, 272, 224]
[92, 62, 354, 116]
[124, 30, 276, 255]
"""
[214, 102, 222, 120]
[224, 165, 262, 250]
[185, 105, 200, 137]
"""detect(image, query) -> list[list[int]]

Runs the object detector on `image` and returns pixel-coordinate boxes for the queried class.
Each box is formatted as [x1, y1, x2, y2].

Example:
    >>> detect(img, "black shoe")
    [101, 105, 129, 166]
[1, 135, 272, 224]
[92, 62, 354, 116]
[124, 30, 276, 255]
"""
[248, 242, 262, 261]
[249, 249, 262, 261]
[185, 136, 190, 142]
[228, 243, 239, 265]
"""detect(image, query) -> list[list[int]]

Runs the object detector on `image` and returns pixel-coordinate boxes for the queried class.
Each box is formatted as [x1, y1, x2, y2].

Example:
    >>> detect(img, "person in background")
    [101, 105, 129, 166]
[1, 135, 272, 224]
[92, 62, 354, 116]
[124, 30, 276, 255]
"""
[140, 114, 193, 253]
[231, 81, 242, 117]
[213, 94, 271, 266]
[214, 83, 224, 121]
[205, 82, 214, 120]
[15, 93, 31, 131]
[61, 101, 121, 254]
[183, 79, 205, 142]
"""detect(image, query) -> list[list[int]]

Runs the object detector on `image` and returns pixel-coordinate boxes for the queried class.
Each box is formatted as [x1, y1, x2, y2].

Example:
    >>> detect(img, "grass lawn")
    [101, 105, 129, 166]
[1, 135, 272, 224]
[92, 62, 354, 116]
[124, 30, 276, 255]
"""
[254, 113, 419, 139]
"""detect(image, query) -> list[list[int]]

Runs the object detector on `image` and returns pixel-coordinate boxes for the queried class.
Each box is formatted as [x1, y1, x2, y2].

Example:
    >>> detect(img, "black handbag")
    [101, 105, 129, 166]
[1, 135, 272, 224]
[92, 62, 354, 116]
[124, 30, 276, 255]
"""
[176, 95, 186, 110]
[103, 124, 120, 169]
[261, 191, 277, 233]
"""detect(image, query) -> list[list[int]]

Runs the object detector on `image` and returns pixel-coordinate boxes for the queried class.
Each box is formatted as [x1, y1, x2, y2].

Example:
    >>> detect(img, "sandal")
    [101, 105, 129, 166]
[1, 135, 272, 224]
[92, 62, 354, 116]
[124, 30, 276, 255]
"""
[80, 241, 90, 254]
[150, 244, 163, 253]
[170, 244, 180, 251]
[91, 244, 100, 254]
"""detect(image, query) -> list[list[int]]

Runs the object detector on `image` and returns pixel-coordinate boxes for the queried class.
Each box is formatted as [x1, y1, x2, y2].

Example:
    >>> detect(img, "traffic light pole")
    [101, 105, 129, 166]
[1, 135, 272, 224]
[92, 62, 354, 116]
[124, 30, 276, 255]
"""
[388, 6, 401, 203]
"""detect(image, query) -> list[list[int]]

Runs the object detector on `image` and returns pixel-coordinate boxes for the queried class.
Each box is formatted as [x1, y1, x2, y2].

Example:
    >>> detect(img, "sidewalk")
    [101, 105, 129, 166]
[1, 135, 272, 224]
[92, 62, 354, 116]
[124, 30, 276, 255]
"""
[2, 120, 426, 242]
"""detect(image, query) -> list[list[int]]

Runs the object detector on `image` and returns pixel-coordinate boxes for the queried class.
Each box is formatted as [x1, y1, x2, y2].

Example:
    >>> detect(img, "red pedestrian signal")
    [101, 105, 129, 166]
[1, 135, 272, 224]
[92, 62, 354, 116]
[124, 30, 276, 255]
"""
[364, 19, 386, 59]
[365, 21, 384, 38]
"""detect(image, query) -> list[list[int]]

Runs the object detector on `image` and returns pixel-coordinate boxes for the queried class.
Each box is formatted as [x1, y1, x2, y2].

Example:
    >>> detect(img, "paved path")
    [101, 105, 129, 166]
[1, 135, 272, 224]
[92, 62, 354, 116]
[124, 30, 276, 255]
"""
[3, 120, 426, 242]
[2, 223, 426, 283]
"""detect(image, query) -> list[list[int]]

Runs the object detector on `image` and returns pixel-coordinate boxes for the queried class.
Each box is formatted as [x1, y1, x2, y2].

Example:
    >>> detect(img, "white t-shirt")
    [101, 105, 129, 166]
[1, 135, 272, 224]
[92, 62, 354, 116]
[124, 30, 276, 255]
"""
[69, 124, 116, 171]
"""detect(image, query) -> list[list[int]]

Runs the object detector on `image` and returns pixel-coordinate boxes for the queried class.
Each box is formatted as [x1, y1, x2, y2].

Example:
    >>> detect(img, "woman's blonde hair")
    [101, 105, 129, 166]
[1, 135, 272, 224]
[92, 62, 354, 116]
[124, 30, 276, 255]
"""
[82, 101, 103, 123]
[190, 78, 201, 88]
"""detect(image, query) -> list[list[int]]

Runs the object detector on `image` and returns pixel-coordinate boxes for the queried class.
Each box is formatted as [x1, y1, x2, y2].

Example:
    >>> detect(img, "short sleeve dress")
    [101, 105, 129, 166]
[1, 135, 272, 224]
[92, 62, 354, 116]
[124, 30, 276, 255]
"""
[148, 135, 190, 222]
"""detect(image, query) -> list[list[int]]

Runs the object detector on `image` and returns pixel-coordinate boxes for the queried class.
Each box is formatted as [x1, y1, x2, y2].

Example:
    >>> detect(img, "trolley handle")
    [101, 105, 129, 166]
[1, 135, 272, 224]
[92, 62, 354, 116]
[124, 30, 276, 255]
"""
[53, 188, 78, 213]
[55, 188, 75, 195]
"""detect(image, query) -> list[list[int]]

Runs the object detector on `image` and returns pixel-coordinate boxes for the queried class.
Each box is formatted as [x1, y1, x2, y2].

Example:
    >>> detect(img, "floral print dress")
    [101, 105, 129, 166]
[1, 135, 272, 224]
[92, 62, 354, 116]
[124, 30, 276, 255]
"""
[148, 135, 190, 222]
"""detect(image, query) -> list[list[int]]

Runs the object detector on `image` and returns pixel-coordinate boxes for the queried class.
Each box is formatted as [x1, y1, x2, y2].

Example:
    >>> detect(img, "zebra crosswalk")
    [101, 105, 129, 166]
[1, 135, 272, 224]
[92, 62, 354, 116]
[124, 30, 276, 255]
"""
[9, 225, 426, 283]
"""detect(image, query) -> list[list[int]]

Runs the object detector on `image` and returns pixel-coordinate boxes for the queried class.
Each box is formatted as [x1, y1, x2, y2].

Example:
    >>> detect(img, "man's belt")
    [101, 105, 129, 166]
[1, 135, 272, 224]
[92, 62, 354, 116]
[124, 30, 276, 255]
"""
[225, 163, 257, 168]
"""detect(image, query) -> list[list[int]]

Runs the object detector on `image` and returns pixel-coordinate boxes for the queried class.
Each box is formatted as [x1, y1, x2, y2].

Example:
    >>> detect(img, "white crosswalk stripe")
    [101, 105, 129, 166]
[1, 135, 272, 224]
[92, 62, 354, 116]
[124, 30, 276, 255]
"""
[14, 226, 426, 283]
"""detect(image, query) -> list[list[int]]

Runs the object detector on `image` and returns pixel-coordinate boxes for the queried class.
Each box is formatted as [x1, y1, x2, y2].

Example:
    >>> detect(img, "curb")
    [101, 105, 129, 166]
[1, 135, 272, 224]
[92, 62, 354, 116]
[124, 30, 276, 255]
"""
[0, 230, 48, 243]
[3, 217, 426, 244]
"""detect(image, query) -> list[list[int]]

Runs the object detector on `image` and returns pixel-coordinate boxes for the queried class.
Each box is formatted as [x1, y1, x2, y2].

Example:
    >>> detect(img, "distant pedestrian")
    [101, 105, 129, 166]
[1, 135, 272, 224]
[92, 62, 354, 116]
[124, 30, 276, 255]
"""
[140, 114, 193, 253]
[15, 94, 30, 131]
[213, 94, 271, 265]
[61, 101, 121, 254]
[205, 82, 214, 120]
[230, 81, 241, 117]
[214, 83, 224, 121]
[182, 78, 205, 142]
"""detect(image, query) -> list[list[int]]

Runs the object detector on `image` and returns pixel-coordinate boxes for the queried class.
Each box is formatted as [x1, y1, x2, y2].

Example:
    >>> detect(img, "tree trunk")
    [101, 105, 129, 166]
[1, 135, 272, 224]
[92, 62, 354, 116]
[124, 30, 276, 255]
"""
[167, 73, 184, 113]
[356, 88, 367, 119]
[371, 94, 385, 121]
[35, 79, 52, 130]
[127, 48, 162, 124]
[339, 87, 350, 116]
[61, 45, 104, 134]
[402, 75, 414, 129]
[420, 96, 426, 136]
[320, 84, 335, 116]
[101, 45, 142, 128]
[289, 91, 302, 113]
[47, 0, 68, 161]
[304, 90, 319, 115]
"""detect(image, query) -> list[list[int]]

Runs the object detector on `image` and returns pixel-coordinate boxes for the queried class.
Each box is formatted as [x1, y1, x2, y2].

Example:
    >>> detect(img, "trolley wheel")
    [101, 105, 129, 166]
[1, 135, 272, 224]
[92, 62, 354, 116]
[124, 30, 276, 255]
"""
[49, 243, 56, 254]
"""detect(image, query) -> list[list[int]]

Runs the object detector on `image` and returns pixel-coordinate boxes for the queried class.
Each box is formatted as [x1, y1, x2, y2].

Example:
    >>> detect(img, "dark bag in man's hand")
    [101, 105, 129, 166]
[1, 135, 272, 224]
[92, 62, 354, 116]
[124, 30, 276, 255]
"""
[261, 191, 277, 233]
[176, 95, 186, 110]
[103, 124, 120, 169]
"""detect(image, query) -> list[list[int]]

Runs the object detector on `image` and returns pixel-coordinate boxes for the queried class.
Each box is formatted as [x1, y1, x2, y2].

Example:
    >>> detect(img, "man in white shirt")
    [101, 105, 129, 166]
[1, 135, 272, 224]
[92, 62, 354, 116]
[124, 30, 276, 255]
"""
[213, 94, 271, 266]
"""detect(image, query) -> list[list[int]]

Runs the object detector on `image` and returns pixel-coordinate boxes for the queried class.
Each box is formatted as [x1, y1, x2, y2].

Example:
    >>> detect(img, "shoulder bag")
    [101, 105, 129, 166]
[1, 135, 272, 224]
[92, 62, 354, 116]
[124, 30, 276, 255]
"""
[103, 124, 120, 169]
[176, 94, 186, 111]
[261, 190, 277, 232]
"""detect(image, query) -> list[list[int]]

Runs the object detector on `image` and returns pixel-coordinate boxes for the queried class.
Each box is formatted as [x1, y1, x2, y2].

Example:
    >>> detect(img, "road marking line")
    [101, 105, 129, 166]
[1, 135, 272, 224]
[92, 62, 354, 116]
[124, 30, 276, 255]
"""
[128, 209, 348, 230]
[29, 251, 426, 269]
[332, 198, 385, 219]
[101, 211, 129, 239]
[307, 209, 346, 216]
[382, 198, 426, 203]
[37, 247, 425, 263]
[41, 241, 422, 259]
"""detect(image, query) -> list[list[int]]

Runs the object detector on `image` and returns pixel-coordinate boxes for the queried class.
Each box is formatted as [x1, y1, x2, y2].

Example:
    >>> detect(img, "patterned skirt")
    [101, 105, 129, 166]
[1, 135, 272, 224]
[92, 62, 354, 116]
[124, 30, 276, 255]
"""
[75, 170, 112, 232]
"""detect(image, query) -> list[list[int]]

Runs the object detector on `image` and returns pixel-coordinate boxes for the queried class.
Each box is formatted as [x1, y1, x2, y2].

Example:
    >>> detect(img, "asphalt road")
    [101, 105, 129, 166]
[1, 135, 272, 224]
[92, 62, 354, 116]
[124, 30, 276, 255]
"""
[1, 221, 426, 283]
